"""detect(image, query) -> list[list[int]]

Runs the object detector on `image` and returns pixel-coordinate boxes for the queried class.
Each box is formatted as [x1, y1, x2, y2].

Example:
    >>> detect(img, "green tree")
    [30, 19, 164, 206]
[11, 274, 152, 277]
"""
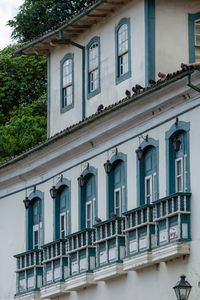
[8, 0, 91, 42]
[0, 44, 47, 125]
[0, 95, 47, 162]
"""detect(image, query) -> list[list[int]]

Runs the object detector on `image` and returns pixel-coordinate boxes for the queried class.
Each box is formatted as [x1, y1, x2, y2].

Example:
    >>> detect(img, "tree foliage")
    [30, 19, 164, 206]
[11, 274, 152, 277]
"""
[0, 95, 47, 162]
[0, 44, 47, 125]
[8, 0, 91, 42]
[0, 45, 47, 162]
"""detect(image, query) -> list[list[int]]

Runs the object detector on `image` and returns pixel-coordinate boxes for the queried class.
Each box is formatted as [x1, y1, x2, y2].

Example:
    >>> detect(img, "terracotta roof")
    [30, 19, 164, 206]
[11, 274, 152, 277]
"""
[15, 0, 132, 55]
[0, 65, 199, 169]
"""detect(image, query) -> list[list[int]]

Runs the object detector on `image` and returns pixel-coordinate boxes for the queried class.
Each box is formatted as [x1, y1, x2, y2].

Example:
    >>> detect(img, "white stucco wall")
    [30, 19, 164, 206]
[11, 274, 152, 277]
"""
[49, 0, 145, 136]
[1, 104, 200, 299]
[155, 0, 200, 76]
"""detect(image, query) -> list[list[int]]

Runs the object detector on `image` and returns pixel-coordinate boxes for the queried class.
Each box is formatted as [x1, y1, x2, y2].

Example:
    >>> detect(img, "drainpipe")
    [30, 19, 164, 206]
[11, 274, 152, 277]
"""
[59, 31, 86, 120]
[187, 73, 200, 93]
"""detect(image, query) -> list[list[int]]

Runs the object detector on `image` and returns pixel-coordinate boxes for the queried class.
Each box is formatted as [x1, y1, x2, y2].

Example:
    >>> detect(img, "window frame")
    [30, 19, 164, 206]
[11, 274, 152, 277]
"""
[114, 187, 121, 217]
[188, 12, 200, 63]
[60, 53, 74, 113]
[87, 36, 101, 99]
[115, 17, 131, 84]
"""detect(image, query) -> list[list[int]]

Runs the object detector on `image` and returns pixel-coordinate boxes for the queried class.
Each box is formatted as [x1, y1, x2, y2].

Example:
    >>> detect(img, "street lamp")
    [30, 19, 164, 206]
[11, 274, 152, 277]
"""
[23, 197, 30, 209]
[173, 275, 192, 300]
[104, 160, 112, 174]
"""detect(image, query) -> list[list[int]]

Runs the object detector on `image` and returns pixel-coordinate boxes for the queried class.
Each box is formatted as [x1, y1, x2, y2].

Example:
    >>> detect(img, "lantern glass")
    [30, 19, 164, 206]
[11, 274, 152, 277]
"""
[136, 146, 143, 160]
[23, 197, 30, 209]
[50, 186, 57, 199]
[172, 136, 181, 152]
[78, 175, 85, 187]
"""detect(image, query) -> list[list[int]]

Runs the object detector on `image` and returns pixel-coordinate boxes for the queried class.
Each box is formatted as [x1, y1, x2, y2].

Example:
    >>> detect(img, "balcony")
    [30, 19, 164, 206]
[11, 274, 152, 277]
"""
[40, 239, 69, 299]
[65, 229, 96, 291]
[123, 204, 155, 271]
[14, 249, 43, 300]
[93, 217, 127, 281]
[152, 193, 191, 262]
[123, 193, 191, 271]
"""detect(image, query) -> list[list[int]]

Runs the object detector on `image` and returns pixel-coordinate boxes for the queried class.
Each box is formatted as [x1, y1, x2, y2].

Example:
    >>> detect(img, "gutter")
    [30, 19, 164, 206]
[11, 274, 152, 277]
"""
[0, 69, 194, 170]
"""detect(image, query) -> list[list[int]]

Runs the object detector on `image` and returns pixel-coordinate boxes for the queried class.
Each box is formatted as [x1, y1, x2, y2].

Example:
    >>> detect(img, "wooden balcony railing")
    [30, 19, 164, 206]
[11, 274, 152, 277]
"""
[14, 249, 43, 295]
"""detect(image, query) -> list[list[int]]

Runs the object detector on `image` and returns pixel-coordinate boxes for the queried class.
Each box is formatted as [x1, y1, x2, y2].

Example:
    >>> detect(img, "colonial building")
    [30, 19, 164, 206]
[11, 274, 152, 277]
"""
[0, 0, 200, 300]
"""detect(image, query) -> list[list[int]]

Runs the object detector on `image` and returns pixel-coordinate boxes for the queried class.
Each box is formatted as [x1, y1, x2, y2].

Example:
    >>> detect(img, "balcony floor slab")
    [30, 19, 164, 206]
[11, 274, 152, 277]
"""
[152, 242, 190, 263]
[15, 291, 41, 300]
[65, 273, 96, 291]
[40, 282, 69, 299]
[94, 263, 127, 281]
[123, 251, 152, 271]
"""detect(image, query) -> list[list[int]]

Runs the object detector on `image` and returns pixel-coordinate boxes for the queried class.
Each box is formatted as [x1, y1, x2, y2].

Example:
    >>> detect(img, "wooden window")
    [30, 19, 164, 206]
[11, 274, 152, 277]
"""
[89, 42, 99, 92]
[175, 157, 183, 192]
[118, 24, 128, 76]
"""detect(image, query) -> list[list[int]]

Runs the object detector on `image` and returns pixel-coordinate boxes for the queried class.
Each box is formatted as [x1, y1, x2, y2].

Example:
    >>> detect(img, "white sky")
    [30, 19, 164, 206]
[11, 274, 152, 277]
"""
[0, 0, 24, 49]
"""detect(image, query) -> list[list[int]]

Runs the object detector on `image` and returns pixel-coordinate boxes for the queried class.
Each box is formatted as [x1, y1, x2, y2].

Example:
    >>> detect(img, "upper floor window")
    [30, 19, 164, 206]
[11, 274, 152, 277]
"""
[188, 12, 200, 63]
[87, 37, 100, 98]
[115, 18, 131, 84]
[137, 139, 159, 206]
[195, 19, 200, 62]
[60, 53, 74, 113]
[166, 121, 190, 195]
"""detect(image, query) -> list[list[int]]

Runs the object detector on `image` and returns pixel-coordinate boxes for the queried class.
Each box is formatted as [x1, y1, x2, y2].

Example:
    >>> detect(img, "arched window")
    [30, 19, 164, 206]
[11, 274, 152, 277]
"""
[54, 178, 71, 240]
[60, 53, 74, 112]
[87, 37, 100, 98]
[166, 122, 190, 195]
[115, 18, 131, 83]
[27, 191, 44, 250]
[137, 139, 159, 206]
[106, 153, 127, 218]
[79, 167, 98, 229]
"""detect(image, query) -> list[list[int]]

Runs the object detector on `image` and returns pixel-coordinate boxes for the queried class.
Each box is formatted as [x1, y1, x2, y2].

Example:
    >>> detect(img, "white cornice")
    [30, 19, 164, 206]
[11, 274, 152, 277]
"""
[0, 72, 200, 198]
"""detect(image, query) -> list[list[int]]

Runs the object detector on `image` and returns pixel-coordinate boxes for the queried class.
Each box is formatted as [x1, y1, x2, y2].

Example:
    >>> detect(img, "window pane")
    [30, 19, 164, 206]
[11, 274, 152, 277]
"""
[118, 24, 128, 55]
[89, 42, 98, 71]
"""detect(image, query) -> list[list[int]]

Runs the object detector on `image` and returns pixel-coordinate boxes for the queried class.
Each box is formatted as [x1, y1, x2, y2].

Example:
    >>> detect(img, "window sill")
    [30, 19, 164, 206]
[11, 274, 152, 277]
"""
[60, 102, 74, 114]
[87, 87, 101, 99]
[116, 71, 131, 85]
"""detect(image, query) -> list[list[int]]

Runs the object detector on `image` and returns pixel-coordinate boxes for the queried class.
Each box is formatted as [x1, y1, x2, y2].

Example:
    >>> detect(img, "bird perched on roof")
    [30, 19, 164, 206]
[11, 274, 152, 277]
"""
[180, 63, 188, 70]
[97, 104, 104, 112]
[135, 84, 143, 90]
[95, 216, 102, 223]
[149, 79, 156, 86]
[125, 90, 131, 97]
[158, 72, 166, 79]
[132, 86, 137, 93]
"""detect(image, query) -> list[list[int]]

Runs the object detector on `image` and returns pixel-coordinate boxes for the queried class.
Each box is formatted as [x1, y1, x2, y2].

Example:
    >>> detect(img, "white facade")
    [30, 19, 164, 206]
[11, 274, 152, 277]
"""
[1, 1, 200, 300]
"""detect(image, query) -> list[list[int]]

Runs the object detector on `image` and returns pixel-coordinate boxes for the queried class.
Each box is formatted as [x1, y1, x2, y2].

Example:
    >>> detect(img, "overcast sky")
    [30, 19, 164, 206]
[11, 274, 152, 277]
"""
[0, 0, 23, 49]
